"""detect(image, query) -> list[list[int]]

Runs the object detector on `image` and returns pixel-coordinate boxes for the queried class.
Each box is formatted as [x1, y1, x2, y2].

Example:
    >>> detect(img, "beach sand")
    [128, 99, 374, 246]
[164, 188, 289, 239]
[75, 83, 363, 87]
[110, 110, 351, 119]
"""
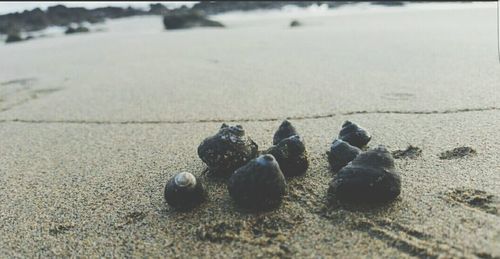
[0, 3, 499, 258]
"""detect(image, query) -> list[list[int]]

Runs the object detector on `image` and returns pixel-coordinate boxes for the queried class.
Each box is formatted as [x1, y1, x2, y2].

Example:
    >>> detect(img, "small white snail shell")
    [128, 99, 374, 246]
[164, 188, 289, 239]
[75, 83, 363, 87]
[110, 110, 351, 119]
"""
[174, 172, 197, 188]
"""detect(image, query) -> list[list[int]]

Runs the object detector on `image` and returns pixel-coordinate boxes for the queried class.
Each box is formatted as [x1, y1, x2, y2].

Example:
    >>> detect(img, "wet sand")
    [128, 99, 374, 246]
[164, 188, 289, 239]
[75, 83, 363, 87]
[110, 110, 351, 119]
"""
[0, 3, 499, 258]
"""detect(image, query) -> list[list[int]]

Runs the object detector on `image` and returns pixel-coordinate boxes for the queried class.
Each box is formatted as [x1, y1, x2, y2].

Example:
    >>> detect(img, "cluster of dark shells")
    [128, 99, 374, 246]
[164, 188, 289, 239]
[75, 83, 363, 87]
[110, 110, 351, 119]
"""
[327, 121, 401, 204]
[164, 119, 402, 211]
[328, 146, 401, 203]
[165, 120, 308, 211]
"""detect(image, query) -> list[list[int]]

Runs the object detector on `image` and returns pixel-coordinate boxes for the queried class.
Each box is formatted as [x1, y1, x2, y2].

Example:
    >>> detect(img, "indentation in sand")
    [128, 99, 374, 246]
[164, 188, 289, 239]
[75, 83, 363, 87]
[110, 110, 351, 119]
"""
[1, 107, 498, 124]
[114, 211, 147, 229]
[439, 147, 476, 160]
[392, 145, 422, 159]
[196, 215, 303, 256]
[353, 218, 471, 258]
[0, 77, 37, 87]
[444, 188, 498, 215]
[48, 224, 75, 236]
[381, 92, 415, 101]
[0, 77, 62, 112]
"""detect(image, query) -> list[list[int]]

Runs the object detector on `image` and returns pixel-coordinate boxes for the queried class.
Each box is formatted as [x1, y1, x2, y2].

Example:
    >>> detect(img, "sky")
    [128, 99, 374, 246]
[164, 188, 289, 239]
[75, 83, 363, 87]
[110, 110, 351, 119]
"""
[0, 2, 198, 15]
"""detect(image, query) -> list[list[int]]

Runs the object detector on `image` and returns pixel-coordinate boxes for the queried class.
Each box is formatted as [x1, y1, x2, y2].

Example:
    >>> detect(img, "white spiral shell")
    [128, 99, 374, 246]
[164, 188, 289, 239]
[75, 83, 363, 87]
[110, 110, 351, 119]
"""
[174, 172, 197, 188]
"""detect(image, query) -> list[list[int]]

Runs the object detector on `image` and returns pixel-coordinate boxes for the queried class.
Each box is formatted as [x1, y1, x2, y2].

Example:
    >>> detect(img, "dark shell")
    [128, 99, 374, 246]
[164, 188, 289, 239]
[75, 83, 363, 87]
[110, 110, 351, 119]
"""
[198, 124, 258, 177]
[265, 135, 309, 177]
[327, 139, 361, 172]
[273, 120, 298, 145]
[164, 172, 206, 210]
[290, 20, 301, 27]
[228, 154, 287, 211]
[338, 120, 371, 148]
[328, 146, 401, 203]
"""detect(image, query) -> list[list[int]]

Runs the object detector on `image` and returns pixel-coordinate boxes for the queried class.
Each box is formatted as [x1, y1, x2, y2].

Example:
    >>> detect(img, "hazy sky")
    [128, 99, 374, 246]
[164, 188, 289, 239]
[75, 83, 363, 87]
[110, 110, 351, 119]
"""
[0, 2, 198, 15]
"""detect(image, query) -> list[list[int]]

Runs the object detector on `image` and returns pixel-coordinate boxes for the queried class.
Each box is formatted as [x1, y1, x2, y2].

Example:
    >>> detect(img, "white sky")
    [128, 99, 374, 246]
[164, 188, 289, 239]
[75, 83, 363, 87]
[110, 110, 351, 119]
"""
[0, 2, 198, 15]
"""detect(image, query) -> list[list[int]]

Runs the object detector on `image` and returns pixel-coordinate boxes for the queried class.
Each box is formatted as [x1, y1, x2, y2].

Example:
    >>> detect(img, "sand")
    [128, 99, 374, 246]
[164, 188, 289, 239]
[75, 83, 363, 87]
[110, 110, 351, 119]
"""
[0, 3, 499, 258]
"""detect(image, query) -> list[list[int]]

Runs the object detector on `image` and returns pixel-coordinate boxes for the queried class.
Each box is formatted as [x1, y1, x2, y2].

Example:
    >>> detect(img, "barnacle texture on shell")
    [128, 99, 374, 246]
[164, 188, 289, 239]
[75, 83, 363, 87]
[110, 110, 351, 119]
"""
[164, 172, 206, 210]
[198, 124, 258, 177]
[327, 139, 361, 172]
[273, 120, 298, 145]
[328, 146, 401, 203]
[266, 135, 309, 177]
[228, 154, 287, 211]
[338, 120, 371, 148]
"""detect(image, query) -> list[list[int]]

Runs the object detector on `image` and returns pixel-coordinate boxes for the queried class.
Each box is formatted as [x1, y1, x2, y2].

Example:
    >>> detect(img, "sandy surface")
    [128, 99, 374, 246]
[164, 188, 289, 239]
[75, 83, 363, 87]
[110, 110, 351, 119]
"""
[0, 3, 499, 258]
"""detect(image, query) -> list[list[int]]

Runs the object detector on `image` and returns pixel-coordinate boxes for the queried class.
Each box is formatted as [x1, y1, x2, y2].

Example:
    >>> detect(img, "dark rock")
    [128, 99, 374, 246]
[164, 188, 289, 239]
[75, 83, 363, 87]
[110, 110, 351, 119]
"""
[92, 6, 144, 20]
[163, 11, 224, 30]
[290, 20, 301, 27]
[327, 139, 361, 172]
[228, 154, 287, 211]
[198, 123, 258, 177]
[328, 146, 401, 203]
[65, 26, 90, 34]
[0, 8, 50, 34]
[149, 3, 169, 15]
[338, 120, 371, 148]
[266, 135, 308, 177]
[164, 172, 206, 210]
[5, 33, 23, 43]
[0, 4, 145, 35]
[273, 120, 298, 145]
[0, 2, 353, 35]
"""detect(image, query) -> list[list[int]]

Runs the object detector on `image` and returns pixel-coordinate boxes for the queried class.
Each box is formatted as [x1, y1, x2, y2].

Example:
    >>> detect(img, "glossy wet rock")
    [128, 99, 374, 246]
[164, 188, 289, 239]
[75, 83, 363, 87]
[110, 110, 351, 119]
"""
[328, 146, 401, 203]
[164, 172, 206, 210]
[266, 135, 309, 177]
[327, 139, 361, 172]
[198, 124, 258, 177]
[273, 120, 298, 145]
[338, 120, 372, 148]
[228, 154, 287, 211]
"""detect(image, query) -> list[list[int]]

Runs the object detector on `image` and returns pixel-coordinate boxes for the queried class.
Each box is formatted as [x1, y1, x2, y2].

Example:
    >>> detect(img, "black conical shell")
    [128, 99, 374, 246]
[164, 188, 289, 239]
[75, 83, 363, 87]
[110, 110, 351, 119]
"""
[338, 121, 371, 148]
[327, 139, 361, 172]
[273, 120, 298, 145]
[266, 135, 309, 177]
[164, 172, 206, 210]
[228, 154, 287, 211]
[198, 124, 258, 177]
[328, 146, 401, 203]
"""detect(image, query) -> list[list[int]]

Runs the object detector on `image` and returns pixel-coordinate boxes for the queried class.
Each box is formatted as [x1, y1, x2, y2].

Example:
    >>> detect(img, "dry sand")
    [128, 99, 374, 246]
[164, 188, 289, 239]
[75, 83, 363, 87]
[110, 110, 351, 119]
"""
[0, 3, 499, 258]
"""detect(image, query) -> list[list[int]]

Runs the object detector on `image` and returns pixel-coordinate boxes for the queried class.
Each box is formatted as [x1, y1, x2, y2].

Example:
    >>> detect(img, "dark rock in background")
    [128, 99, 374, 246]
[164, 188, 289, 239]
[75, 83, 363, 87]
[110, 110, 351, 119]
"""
[65, 26, 90, 34]
[163, 11, 224, 30]
[149, 3, 170, 15]
[0, 5, 145, 35]
[5, 33, 23, 43]
[0, 2, 406, 36]
[290, 20, 301, 27]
